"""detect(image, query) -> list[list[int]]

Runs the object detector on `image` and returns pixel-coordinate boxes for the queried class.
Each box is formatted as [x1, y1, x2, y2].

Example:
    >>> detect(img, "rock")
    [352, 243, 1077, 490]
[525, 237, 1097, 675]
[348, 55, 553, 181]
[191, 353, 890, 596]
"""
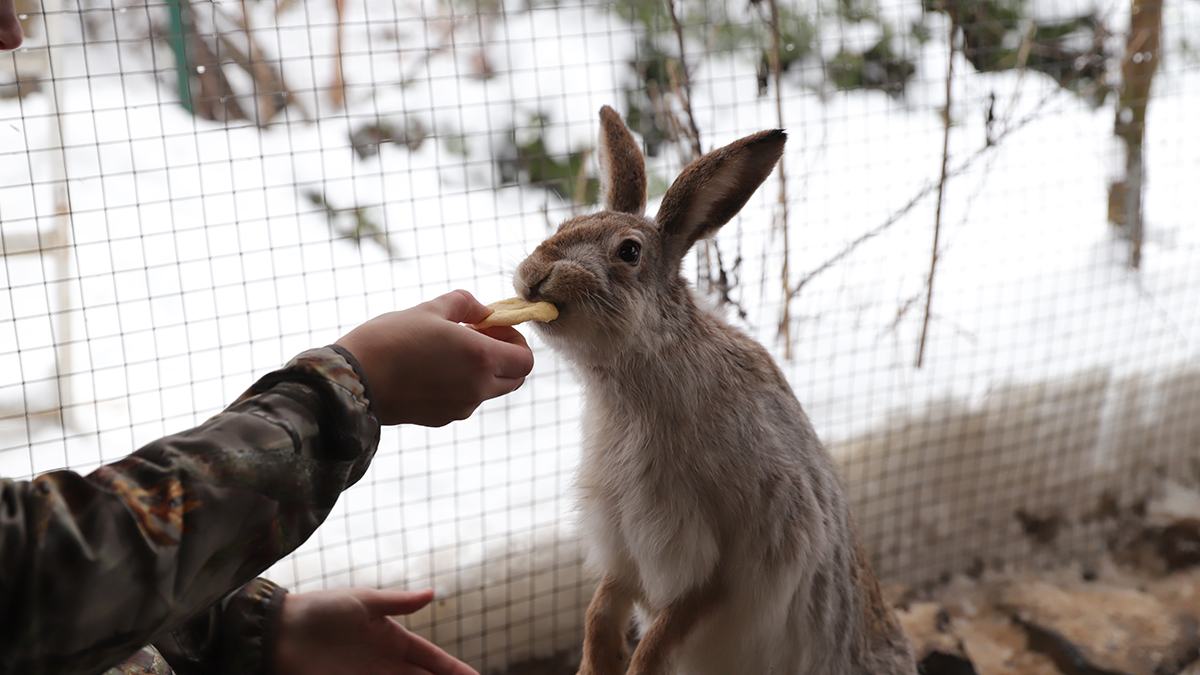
[1159, 520, 1200, 572]
[923, 574, 1061, 675]
[896, 602, 978, 675]
[1146, 567, 1200, 620]
[1115, 519, 1200, 576]
[953, 613, 1061, 675]
[999, 581, 1200, 675]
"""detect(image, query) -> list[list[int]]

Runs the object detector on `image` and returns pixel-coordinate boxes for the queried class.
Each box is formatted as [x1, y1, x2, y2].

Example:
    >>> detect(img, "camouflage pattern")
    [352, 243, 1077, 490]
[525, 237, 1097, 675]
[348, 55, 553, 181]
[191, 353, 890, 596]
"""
[102, 646, 173, 675]
[0, 346, 381, 675]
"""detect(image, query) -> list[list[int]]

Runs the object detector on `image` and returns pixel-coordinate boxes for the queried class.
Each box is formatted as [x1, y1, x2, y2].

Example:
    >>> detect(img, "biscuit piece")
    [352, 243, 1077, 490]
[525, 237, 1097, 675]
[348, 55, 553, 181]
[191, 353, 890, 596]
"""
[473, 298, 558, 329]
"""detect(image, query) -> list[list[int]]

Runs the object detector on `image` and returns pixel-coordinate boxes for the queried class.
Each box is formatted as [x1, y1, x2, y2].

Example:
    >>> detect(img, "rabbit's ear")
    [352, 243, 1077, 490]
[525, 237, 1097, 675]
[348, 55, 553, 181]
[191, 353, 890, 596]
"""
[656, 129, 786, 261]
[597, 106, 647, 216]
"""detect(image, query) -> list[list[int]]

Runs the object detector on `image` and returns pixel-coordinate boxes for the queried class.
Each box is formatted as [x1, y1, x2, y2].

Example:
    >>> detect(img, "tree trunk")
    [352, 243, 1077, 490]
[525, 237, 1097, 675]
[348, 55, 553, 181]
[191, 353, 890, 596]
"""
[1109, 0, 1162, 268]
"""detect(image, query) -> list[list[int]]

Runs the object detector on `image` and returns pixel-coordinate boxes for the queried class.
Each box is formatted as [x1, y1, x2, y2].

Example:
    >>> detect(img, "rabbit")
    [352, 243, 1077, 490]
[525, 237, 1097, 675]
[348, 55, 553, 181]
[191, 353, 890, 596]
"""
[513, 106, 916, 675]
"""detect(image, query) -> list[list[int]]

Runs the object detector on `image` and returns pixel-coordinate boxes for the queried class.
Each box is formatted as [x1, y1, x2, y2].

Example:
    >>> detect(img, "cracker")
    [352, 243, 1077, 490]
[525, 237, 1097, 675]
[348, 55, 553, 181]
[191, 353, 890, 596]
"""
[473, 297, 559, 329]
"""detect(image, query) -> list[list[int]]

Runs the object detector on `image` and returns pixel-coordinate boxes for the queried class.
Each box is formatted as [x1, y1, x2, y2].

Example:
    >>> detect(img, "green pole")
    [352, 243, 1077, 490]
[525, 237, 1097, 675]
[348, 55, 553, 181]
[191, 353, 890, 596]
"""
[165, 0, 193, 113]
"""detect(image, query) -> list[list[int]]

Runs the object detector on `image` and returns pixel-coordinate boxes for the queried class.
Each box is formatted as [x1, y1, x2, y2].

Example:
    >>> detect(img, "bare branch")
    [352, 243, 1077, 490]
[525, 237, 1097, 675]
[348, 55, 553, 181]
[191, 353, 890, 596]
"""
[916, 16, 957, 368]
[209, 2, 311, 125]
[789, 81, 1064, 300]
[400, 17, 470, 85]
[763, 0, 793, 357]
[663, 0, 702, 160]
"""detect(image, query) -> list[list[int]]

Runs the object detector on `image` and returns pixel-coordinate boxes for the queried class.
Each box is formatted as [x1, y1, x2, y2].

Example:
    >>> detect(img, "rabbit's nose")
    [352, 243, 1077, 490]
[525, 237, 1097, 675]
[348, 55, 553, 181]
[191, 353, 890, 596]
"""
[515, 263, 550, 301]
[520, 277, 544, 302]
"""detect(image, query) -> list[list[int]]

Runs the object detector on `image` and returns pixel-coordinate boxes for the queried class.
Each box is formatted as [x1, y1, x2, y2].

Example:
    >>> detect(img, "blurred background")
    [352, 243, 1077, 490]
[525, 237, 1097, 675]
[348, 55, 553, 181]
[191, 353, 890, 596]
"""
[1, 0, 1198, 669]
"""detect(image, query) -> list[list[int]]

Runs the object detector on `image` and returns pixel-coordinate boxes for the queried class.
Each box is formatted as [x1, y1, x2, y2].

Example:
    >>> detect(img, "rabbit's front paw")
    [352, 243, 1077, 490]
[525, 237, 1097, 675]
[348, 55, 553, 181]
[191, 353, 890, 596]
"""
[577, 645, 629, 675]
[576, 664, 622, 675]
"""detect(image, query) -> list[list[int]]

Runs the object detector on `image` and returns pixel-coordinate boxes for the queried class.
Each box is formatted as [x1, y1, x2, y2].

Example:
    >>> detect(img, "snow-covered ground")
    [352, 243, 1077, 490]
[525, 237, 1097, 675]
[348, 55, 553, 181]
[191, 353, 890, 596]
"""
[1, 0, 1198, 668]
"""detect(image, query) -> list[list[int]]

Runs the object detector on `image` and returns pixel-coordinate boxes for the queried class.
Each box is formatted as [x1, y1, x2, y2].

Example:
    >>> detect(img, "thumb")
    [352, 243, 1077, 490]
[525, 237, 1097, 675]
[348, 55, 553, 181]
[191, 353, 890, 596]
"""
[428, 290, 493, 325]
[359, 588, 437, 617]
[0, 6, 24, 51]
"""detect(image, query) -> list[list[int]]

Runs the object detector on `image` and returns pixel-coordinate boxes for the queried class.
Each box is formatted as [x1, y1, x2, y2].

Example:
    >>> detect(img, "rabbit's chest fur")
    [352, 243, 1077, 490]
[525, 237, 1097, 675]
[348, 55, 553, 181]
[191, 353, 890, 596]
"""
[570, 320, 872, 666]
[576, 397, 728, 609]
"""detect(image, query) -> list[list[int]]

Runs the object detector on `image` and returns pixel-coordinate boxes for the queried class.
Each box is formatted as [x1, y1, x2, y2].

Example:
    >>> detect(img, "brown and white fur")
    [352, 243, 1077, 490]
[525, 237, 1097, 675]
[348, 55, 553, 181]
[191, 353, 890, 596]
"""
[515, 106, 916, 675]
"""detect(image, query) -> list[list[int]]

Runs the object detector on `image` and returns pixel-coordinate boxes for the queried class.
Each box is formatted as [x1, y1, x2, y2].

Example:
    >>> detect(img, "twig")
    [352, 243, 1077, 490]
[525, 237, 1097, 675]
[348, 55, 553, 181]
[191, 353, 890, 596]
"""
[185, 7, 248, 122]
[203, 2, 312, 123]
[663, 0, 735, 313]
[573, 148, 593, 214]
[790, 76, 1062, 299]
[304, 190, 399, 258]
[400, 17, 469, 85]
[880, 293, 924, 339]
[916, 17, 957, 368]
[663, 0, 702, 160]
[231, 0, 311, 124]
[996, 19, 1035, 138]
[764, 0, 793, 357]
[210, 4, 310, 125]
[712, 243, 750, 321]
[644, 79, 673, 145]
[792, 184, 934, 297]
[233, 0, 276, 123]
[667, 61, 700, 163]
[329, 0, 346, 109]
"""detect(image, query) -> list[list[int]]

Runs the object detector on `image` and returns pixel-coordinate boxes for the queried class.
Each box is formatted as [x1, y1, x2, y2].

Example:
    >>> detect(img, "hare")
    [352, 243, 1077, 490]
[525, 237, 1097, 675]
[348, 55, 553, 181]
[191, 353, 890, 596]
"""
[514, 106, 916, 675]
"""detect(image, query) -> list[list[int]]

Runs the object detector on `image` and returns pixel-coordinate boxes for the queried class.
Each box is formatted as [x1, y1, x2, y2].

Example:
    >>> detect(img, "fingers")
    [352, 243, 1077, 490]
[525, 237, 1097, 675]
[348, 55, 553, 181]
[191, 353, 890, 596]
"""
[0, 1, 23, 51]
[360, 588, 436, 617]
[477, 330, 535, 380]
[476, 324, 529, 350]
[485, 377, 526, 403]
[431, 289, 492, 325]
[343, 292, 534, 426]
[432, 292, 536, 375]
[401, 627, 480, 675]
[444, 293, 535, 382]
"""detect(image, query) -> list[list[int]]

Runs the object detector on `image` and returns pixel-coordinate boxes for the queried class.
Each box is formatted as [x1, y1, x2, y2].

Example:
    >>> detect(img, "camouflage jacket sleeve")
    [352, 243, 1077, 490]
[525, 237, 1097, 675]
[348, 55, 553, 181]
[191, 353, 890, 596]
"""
[149, 577, 288, 675]
[0, 345, 381, 675]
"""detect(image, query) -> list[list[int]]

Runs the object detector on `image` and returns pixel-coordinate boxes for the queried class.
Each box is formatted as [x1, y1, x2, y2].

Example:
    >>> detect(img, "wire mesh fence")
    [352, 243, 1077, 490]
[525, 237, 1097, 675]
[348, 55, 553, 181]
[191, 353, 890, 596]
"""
[2, 0, 1199, 669]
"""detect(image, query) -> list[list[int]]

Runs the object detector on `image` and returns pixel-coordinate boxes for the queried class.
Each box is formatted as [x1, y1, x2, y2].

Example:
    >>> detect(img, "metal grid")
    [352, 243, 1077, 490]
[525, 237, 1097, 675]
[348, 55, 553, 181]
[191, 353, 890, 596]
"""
[2, 0, 1199, 669]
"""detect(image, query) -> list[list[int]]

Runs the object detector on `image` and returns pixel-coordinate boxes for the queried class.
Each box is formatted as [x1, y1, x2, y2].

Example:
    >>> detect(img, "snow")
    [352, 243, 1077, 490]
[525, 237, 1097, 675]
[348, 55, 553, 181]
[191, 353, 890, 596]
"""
[1, 0, 1199, 669]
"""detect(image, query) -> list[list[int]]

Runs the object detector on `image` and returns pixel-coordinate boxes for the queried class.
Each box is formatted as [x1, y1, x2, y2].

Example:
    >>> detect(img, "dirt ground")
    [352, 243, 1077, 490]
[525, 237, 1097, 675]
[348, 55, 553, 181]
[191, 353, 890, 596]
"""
[889, 481, 1200, 675]
[893, 520, 1200, 675]
[500, 486, 1200, 675]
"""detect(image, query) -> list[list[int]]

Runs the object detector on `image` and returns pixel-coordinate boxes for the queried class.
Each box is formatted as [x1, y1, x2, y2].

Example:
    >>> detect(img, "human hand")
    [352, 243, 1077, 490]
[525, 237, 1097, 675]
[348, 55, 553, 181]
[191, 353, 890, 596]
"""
[0, 0, 23, 50]
[273, 587, 478, 675]
[335, 290, 535, 426]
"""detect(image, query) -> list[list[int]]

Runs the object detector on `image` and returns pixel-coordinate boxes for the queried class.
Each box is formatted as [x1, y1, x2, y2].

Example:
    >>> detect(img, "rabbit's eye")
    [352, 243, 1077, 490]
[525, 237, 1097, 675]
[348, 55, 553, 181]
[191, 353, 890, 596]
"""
[618, 240, 641, 265]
